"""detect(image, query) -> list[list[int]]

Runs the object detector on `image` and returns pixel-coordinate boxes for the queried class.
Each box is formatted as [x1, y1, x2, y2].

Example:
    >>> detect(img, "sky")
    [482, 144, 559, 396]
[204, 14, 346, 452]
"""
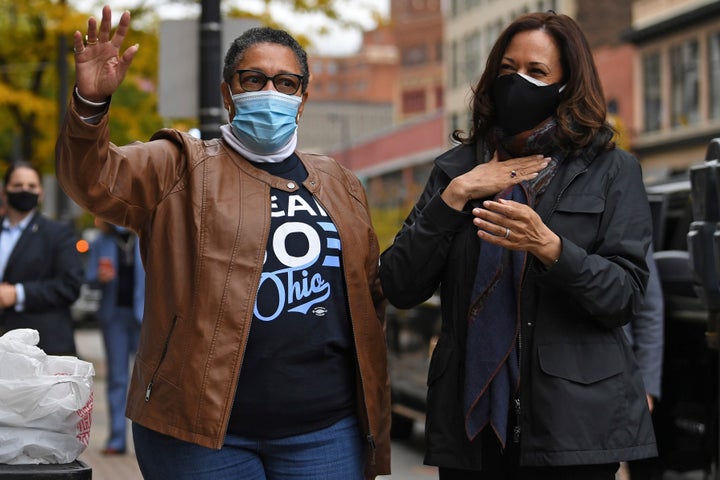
[71, 0, 390, 56]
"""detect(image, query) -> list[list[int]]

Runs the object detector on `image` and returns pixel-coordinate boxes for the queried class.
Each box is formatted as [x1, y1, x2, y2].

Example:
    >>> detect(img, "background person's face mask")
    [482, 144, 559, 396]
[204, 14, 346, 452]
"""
[492, 72, 564, 135]
[6, 190, 39, 212]
[229, 90, 302, 155]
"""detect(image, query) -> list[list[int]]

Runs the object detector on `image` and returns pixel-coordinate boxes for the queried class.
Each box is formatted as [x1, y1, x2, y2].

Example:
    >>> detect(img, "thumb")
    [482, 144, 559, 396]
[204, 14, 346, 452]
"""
[119, 43, 139, 69]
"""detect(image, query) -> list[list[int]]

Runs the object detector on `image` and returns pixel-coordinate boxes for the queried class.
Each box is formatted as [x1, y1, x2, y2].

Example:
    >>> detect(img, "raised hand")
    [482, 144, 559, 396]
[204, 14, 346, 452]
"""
[72, 5, 138, 104]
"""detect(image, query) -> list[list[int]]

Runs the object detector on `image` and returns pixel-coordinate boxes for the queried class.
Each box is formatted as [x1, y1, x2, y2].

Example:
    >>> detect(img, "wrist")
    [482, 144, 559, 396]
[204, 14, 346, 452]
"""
[441, 179, 470, 211]
[537, 234, 562, 267]
[74, 86, 108, 106]
[73, 86, 109, 117]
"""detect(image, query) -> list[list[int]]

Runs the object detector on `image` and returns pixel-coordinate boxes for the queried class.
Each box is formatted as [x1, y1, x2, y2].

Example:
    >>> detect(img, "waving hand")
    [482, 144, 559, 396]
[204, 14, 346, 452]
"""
[72, 6, 138, 103]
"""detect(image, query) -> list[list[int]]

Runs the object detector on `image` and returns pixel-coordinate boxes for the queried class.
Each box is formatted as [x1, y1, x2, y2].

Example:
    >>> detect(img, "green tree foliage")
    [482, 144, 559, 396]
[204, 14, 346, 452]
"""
[0, 0, 165, 176]
[225, 0, 374, 48]
[0, 0, 381, 176]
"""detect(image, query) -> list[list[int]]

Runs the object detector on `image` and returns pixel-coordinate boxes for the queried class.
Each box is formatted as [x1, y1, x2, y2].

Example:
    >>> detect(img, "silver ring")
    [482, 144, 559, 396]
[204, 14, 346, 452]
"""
[504, 227, 511, 239]
[73, 46, 84, 54]
[510, 170, 517, 178]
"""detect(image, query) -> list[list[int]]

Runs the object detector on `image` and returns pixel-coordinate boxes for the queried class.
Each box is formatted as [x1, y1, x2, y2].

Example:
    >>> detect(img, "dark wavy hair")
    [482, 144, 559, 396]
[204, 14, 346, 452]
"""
[4, 161, 41, 188]
[453, 12, 614, 152]
[222, 27, 309, 94]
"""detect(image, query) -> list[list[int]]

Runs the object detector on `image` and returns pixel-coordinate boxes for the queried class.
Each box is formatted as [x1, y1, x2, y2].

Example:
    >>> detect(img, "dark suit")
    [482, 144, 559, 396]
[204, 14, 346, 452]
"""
[0, 212, 84, 355]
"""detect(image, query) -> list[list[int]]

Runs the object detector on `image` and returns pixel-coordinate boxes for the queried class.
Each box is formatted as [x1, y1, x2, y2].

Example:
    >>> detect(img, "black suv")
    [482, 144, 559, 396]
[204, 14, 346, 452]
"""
[386, 164, 719, 475]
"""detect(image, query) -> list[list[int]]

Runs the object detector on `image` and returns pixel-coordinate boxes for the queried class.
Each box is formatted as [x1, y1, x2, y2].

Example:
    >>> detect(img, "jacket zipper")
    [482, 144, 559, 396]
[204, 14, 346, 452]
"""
[509, 169, 587, 445]
[514, 227, 529, 446]
[145, 316, 178, 401]
[513, 397, 521, 443]
[513, 181, 534, 446]
[312, 193, 377, 464]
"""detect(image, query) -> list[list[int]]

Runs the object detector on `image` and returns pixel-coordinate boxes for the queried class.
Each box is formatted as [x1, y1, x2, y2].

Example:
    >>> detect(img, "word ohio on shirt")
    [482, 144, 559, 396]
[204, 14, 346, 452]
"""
[254, 193, 341, 321]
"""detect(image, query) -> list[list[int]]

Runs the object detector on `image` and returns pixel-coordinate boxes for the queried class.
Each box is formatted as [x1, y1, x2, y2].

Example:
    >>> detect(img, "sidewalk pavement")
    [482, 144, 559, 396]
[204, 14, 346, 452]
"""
[75, 327, 143, 480]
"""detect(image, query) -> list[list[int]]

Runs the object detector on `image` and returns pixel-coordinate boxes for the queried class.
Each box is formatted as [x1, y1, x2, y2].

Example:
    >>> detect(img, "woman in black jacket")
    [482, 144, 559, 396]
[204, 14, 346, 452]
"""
[379, 11, 656, 480]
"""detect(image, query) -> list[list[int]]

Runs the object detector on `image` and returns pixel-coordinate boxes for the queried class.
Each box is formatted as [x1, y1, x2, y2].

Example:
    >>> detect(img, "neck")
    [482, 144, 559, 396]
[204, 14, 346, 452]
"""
[6, 209, 32, 226]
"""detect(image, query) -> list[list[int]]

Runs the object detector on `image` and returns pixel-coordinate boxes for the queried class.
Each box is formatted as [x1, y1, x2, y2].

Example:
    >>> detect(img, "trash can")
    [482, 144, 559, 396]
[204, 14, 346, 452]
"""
[0, 460, 91, 479]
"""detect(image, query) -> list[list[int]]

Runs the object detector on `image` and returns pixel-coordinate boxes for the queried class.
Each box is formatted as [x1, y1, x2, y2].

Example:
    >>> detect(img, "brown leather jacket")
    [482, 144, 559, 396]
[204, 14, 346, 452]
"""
[56, 103, 391, 478]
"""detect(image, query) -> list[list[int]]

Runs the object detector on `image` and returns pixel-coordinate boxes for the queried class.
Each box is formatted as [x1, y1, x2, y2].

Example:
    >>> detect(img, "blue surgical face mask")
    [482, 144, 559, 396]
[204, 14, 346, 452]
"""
[228, 89, 302, 155]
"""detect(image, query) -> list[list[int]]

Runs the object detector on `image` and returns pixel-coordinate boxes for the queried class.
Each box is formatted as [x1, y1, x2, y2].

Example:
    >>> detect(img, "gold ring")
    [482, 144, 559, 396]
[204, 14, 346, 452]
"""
[84, 35, 98, 45]
[504, 227, 511, 239]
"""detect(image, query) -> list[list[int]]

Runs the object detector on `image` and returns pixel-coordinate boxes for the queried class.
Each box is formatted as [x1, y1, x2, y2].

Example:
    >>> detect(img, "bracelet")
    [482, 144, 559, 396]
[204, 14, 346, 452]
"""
[74, 86, 109, 107]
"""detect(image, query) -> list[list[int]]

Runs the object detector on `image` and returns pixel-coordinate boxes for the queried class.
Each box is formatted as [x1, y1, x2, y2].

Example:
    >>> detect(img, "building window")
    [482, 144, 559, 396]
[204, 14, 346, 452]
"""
[642, 52, 662, 132]
[464, 31, 483, 85]
[670, 39, 699, 127]
[486, 21, 502, 58]
[402, 45, 429, 66]
[402, 89, 426, 114]
[710, 31, 720, 120]
[450, 40, 458, 89]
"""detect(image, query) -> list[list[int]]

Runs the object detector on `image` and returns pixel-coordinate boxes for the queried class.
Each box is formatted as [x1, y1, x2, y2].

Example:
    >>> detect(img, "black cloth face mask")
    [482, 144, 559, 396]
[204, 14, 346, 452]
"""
[492, 73, 563, 136]
[6, 190, 39, 213]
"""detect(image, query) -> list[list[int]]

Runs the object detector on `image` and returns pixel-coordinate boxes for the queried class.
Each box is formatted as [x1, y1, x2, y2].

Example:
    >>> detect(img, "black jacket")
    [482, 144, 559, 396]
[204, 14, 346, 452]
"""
[0, 212, 84, 355]
[379, 137, 657, 469]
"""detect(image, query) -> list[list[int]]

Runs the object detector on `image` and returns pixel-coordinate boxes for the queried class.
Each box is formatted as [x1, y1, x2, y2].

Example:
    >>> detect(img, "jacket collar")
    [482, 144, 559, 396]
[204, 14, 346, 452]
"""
[435, 143, 479, 179]
[436, 128, 613, 182]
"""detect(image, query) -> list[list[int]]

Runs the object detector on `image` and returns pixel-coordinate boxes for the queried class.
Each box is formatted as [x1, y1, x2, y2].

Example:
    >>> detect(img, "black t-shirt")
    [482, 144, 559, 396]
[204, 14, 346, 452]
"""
[227, 154, 356, 438]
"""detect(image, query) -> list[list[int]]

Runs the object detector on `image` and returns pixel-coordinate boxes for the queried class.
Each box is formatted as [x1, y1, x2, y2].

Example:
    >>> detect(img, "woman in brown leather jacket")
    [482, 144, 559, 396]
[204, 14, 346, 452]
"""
[56, 6, 390, 480]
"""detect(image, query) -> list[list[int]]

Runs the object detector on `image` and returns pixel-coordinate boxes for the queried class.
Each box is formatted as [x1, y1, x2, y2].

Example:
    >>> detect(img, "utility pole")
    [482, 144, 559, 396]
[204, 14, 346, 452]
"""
[56, 0, 71, 221]
[199, 0, 222, 139]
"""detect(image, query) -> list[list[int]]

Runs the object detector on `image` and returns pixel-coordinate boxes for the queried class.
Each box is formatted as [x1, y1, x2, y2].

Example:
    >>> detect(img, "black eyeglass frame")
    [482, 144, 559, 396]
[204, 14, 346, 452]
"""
[235, 69, 305, 95]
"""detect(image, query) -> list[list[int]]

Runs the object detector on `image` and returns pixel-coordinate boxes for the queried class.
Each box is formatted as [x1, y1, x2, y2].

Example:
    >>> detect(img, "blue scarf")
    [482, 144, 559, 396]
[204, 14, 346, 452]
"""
[463, 118, 561, 446]
[463, 183, 528, 446]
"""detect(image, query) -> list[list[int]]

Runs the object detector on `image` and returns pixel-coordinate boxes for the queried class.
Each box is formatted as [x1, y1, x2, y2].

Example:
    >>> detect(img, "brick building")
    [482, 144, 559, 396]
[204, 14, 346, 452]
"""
[391, 0, 445, 121]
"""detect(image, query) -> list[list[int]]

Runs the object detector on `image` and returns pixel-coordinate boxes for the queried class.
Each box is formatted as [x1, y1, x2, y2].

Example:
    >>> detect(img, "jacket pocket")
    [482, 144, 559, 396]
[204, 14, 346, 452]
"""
[537, 342, 623, 384]
[531, 342, 626, 451]
[551, 193, 605, 249]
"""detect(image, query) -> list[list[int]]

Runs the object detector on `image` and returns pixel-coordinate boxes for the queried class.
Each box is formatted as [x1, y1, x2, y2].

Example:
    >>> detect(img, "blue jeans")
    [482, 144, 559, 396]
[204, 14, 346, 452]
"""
[132, 416, 364, 480]
[100, 306, 140, 450]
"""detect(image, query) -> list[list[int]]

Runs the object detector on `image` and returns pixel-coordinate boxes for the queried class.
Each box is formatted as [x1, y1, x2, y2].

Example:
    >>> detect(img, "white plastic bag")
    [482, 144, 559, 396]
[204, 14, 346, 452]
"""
[0, 329, 94, 464]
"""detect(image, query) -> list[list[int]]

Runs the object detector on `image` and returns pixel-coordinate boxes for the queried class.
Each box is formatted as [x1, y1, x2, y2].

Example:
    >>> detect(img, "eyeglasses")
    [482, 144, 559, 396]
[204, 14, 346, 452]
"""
[235, 69, 304, 95]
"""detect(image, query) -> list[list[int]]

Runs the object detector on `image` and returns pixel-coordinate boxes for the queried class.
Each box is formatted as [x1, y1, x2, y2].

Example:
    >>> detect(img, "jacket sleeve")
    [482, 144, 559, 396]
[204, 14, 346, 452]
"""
[379, 166, 470, 309]
[543, 150, 652, 328]
[22, 222, 84, 311]
[623, 245, 664, 398]
[55, 99, 188, 231]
